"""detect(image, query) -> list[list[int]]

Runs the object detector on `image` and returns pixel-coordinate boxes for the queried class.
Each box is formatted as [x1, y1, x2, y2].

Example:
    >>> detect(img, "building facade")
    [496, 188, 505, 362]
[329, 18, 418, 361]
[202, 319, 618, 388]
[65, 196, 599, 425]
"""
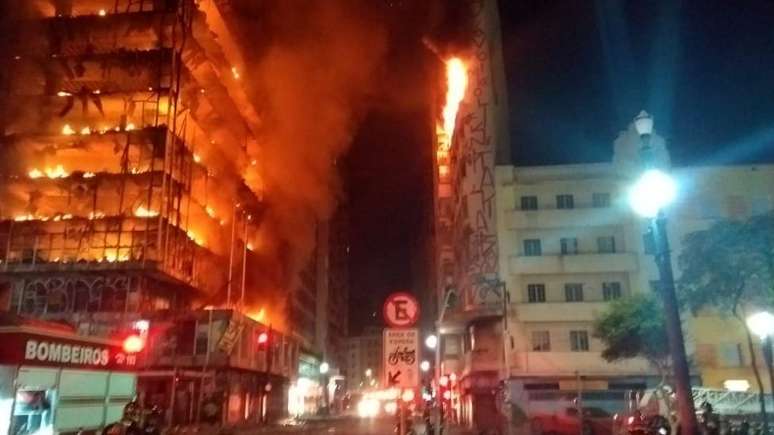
[0, 0, 300, 425]
[427, 2, 774, 429]
[344, 327, 383, 392]
[434, 107, 774, 431]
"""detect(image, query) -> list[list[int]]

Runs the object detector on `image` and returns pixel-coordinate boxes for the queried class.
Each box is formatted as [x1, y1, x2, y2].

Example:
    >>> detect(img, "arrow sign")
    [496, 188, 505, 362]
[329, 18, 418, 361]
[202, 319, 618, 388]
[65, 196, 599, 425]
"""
[388, 370, 402, 386]
[383, 328, 419, 389]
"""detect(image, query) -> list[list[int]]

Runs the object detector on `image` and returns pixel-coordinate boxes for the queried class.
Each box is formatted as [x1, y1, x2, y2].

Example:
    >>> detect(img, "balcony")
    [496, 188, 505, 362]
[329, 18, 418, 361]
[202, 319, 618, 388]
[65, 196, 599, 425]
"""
[508, 208, 626, 230]
[509, 351, 653, 377]
[515, 302, 608, 322]
[509, 253, 638, 275]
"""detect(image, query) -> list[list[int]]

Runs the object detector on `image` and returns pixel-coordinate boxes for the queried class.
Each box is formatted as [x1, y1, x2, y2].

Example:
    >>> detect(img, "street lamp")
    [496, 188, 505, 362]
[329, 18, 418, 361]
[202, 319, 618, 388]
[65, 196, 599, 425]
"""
[421, 360, 431, 372]
[319, 362, 330, 374]
[747, 312, 774, 412]
[365, 368, 373, 378]
[629, 111, 698, 435]
[425, 334, 438, 349]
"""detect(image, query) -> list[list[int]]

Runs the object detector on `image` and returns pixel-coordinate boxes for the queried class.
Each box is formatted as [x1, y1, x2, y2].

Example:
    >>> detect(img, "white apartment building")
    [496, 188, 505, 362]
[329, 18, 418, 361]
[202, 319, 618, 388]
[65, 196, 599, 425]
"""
[493, 125, 774, 404]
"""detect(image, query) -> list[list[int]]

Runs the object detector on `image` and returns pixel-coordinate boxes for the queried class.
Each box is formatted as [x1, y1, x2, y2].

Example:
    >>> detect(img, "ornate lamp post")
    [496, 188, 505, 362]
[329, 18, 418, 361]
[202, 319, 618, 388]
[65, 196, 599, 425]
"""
[629, 111, 698, 435]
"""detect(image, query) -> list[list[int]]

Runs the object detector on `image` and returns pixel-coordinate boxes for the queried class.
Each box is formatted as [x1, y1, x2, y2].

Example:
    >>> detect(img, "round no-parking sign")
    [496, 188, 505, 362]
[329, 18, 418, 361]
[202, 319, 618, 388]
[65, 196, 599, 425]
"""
[383, 292, 420, 328]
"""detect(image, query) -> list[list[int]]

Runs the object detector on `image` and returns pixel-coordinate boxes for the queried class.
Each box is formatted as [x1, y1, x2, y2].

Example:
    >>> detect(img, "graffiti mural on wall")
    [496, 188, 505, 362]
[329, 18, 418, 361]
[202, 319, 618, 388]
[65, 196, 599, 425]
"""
[454, 0, 502, 308]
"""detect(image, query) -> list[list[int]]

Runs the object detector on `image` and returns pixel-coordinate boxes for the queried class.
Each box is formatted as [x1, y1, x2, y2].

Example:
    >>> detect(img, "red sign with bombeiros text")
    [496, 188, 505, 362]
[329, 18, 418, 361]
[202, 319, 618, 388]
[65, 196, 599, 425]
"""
[0, 330, 139, 371]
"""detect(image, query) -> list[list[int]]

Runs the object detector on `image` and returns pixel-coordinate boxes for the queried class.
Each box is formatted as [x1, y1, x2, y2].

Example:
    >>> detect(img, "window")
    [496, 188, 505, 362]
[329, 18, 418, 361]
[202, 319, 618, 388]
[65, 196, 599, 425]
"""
[527, 284, 546, 303]
[593, 193, 611, 208]
[597, 236, 616, 253]
[718, 343, 745, 367]
[524, 239, 542, 256]
[564, 284, 584, 302]
[532, 331, 551, 351]
[521, 196, 538, 210]
[560, 237, 578, 255]
[556, 194, 574, 209]
[602, 282, 622, 301]
[570, 330, 590, 351]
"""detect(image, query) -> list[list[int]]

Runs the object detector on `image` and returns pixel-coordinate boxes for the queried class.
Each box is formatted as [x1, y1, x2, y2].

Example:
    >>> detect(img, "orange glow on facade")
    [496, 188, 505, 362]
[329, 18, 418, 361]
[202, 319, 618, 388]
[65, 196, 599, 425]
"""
[440, 57, 468, 148]
[134, 206, 159, 218]
[248, 308, 266, 323]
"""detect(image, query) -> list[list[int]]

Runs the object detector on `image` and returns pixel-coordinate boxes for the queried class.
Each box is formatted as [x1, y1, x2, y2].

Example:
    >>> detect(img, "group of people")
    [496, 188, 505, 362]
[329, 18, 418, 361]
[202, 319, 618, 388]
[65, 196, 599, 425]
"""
[102, 401, 164, 435]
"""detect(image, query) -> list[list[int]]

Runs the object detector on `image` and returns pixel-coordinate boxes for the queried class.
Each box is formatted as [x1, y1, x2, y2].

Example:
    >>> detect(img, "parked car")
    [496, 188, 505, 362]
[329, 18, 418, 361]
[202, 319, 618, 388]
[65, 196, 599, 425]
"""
[531, 407, 615, 435]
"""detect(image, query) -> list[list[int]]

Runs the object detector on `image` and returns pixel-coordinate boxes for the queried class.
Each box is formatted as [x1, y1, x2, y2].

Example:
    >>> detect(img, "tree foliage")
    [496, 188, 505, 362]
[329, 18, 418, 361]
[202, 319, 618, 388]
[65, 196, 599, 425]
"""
[593, 293, 669, 367]
[678, 211, 774, 318]
[678, 211, 774, 415]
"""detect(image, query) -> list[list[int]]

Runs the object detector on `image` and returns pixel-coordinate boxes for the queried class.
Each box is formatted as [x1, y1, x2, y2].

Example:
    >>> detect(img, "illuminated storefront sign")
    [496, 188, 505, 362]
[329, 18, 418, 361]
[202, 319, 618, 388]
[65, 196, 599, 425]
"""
[0, 331, 138, 370]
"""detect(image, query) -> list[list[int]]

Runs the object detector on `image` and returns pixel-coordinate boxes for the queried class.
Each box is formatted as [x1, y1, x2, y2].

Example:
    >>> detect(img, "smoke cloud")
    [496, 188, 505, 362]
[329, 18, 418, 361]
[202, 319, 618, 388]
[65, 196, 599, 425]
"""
[238, 1, 388, 305]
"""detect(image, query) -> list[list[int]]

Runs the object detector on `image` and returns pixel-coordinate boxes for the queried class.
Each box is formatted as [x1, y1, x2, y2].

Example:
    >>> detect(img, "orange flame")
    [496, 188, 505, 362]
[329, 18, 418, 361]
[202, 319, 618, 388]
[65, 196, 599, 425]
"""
[440, 57, 468, 147]
[247, 308, 266, 323]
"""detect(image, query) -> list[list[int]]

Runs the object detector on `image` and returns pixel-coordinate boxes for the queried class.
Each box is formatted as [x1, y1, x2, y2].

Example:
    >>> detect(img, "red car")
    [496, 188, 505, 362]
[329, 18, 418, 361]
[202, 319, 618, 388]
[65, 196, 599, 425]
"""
[531, 407, 615, 435]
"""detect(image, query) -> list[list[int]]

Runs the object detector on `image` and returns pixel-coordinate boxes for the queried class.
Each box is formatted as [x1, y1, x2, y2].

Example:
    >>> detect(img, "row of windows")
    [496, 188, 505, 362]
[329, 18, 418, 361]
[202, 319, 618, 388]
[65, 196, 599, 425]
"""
[520, 193, 611, 211]
[532, 330, 590, 352]
[523, 236, 616, 256]
[526, 282, 622, 303]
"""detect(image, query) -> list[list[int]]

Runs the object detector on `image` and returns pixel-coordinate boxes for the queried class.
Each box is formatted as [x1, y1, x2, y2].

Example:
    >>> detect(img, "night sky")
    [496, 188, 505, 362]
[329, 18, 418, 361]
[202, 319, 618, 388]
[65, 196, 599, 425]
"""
[347, 0, 774, 333]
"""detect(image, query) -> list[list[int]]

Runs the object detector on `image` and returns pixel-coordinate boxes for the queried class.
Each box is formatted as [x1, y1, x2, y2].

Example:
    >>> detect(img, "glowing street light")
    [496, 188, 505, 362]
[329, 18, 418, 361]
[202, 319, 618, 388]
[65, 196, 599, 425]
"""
[420, 360, 431, 372]
[629, 111, 697, 435]
[365, 368, 373, 378]
[628, 169, 677, 218]
[747, 311, 774, 425]
[425, 334, 438, 350]
[319, 362, 330, 375]
[747, 312, 774, 339]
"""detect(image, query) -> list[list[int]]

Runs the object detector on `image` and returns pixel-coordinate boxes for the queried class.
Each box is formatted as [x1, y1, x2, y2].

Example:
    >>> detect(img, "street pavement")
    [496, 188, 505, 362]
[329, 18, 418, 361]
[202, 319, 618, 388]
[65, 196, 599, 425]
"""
[199, 416, 476, 435]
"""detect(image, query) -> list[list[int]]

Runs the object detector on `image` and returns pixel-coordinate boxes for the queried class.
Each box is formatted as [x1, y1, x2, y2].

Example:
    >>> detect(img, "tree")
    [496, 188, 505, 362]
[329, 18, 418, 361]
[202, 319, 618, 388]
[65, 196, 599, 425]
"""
[594, 293, 678, 421]
[593, 293, 670, 380]
[678, 211, 774, 425]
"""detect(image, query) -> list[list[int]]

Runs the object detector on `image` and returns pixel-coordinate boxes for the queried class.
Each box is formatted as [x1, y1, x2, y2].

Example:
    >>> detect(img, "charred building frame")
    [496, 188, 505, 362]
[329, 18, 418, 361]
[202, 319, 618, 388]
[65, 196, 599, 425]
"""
[0, 0, 295, 425]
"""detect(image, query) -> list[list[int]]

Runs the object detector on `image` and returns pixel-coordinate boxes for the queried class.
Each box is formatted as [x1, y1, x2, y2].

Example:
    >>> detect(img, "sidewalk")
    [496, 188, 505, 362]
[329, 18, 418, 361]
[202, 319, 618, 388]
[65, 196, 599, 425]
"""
[445, 427, 477, 435]
[162, 418, 304, 435]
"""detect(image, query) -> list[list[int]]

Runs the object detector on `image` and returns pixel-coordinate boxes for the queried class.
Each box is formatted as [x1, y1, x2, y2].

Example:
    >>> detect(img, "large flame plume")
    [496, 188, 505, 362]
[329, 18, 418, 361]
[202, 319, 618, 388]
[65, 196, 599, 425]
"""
[440, 57, 468, 148]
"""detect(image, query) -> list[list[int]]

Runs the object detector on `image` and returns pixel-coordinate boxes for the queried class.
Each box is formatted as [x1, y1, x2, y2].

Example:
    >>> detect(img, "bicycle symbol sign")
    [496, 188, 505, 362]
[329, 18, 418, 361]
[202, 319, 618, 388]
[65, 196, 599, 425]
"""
[383, 328, 419, 388]
[383, 292, 419, 328]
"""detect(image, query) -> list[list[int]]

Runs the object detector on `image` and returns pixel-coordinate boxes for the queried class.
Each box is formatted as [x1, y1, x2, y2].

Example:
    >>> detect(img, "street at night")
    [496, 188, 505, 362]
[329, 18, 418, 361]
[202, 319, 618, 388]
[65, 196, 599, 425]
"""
[1, 1, 774, 435]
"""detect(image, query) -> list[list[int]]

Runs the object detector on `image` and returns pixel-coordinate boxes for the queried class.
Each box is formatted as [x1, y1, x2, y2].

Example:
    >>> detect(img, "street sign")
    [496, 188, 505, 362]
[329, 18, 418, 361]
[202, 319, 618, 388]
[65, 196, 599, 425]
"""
[383, 292, 420, 328]
[383, 328, 419, 389]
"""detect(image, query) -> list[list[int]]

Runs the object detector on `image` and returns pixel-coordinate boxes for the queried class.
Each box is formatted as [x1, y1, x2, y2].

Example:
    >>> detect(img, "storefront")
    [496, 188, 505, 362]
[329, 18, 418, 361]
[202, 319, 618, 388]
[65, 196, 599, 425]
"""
[287, 353, 323, 417]
[0, 320, 138, 435]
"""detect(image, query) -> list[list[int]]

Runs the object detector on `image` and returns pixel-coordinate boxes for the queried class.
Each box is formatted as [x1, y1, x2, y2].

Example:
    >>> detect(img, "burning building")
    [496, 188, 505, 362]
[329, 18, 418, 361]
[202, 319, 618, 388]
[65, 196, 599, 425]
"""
[0, 0, 297, 426]
[429, 0, 512, 431]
